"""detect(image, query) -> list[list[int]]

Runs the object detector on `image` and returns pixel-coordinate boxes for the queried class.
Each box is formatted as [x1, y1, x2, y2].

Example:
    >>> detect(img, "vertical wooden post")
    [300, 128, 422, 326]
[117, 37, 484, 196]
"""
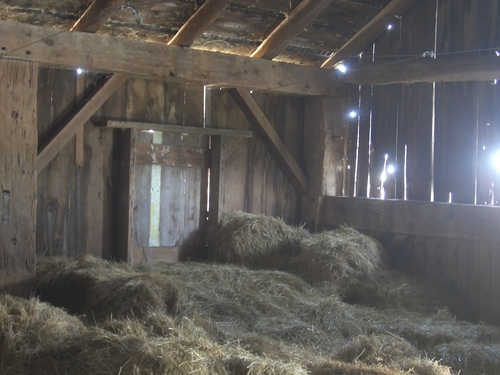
[207, 135, 225, 252]
[302, 96, 348, 230]
[114, 129, 136, 262]
[0, 60, 38, 295]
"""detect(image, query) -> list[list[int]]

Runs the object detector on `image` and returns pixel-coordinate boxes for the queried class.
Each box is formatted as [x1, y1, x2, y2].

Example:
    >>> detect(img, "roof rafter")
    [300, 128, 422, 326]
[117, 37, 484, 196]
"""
[71, 0, 118, 32]
[168, 0, 232, 47]
[321, 0, 420, 68]
[251, 0, 332, 60]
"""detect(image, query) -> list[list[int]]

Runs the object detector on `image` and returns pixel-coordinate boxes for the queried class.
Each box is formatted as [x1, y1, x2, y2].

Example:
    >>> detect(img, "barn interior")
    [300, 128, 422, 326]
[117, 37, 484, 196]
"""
[1, 0, 500, 374]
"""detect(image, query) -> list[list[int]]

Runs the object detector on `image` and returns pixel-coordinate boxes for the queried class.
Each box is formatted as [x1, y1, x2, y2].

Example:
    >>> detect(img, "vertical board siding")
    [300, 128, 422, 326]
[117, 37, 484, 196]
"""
[0, 60, 37, 293]
[369, 19, 400, 199]
[37, 69, 78, 257]
[211, 89, 304, 224]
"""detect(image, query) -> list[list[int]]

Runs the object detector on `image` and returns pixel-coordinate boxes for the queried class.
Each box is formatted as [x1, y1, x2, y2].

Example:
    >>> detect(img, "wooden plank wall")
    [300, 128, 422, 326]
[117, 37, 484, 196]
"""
[324, 197, 500, 325]
[36, 72, 305, 259]
[210, 89, 304, 224]
[349, 0, 500, 202]
[0, 60, 38, 295]
[338, 0, 500, 326]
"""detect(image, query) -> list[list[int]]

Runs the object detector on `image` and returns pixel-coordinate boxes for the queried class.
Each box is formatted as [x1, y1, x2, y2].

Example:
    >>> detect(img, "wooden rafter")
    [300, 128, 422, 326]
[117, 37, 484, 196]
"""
[229, 88, 308, 195]
[251, 0, 332, 60]
[0, 21, 344, 96]
[71, 0, 118, 33]
[321, 0, 420, 68]
[338, 55, 500, 85]
[168, 0, 232, 47]
[37, 74, 127, 172]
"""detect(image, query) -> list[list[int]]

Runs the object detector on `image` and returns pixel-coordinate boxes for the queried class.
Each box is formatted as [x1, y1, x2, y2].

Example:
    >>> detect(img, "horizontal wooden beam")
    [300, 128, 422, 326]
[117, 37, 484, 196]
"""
[325, 196, 500, 243]
[132, 246, 200, 264]
[37, 74, 127, 172]
[251, 0, 332, 60]
[321, 0, 420, 68]
[105, 121, 253, 137]
[229, 88, 308, 195]
[135, 143, 207, 168]
[0, 21, 345, 96]
[338, 56, 500, 85]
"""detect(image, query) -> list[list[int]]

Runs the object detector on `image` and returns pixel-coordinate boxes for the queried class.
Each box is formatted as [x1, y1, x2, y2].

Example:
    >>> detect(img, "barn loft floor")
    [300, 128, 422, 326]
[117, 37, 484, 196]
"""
[2, 212, 498, 375]
[0, 0, 391, 66]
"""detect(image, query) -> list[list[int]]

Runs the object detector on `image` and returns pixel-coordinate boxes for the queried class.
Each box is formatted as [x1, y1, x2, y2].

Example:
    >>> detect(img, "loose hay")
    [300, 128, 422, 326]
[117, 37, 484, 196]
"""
[33, 255, 178, 322]
[211, 211, 310, 268]
[17, 245, 500, 375]
[284, 227, 389, 298]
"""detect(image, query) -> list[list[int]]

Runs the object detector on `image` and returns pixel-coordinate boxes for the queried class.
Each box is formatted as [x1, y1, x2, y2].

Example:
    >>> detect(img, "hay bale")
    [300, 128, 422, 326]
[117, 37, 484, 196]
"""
[33, 255, 179, 321]
[284, 227, 388, 297]
[211, 211, 310, 268]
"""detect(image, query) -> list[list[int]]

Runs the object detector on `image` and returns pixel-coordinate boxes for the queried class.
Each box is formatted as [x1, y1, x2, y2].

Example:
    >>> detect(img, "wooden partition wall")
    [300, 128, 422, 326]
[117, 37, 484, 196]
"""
[323, 196, 500, 326]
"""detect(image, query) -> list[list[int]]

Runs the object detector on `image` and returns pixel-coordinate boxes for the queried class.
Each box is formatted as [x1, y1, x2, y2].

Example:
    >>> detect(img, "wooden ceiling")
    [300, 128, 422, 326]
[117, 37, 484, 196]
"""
[0, 0, 414, 67]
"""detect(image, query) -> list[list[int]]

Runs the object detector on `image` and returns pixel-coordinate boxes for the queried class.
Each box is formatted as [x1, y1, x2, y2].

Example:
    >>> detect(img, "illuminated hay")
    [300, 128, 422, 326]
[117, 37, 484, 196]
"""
[33, 255, 178, 322]
[285, 227, 389, 297]
[211, 211, 310, 268]
[18, 256, 500, 375]
[214, 212, 466, 317]
[143, 261, 500, 375]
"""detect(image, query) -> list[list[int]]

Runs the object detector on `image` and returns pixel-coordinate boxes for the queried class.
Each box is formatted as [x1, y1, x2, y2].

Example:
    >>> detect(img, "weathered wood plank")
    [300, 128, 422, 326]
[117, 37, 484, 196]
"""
[36, 69, 78, 258]
[251, 0, 332, 59]
[37, 74, 127, 172]
[0, 20, 345, 97]
[398, 0, 435, 202]
[135, 143, 207, 168]
[368, 18, 400, 199]
[207, 135, 225, 252]
[106, 121, 252, 137]
[94, 77, 128, 259]
[321, 0, 420, 68]
[0, 60, 38, 295]
[132, 246, 200, 264]
[338, 55, 500, 85]
[325, 196, 500, 243]
[229, 88, 308, 195]
[71, 0, 118, 32]
[167, 0, 232, 47]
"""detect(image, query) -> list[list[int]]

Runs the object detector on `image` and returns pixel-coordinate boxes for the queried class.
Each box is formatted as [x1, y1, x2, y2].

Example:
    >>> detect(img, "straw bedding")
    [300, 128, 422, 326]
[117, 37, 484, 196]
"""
[2, 211, 500, 374]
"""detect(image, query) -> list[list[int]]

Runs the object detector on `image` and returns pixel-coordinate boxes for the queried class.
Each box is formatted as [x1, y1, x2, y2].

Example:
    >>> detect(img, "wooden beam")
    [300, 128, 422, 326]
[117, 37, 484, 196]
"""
[207, 135, 225, 252]
[251, 0, 332, 59]
[132, 246, 200, 264]
[167, 0, 232, 47]
[71, 0, 118, 32]
[229, 88, 308, 195]
[37, 74, 127, 172]
[321, 0, 420, 68]
[325, 196, 500, 243]
[105, 121, 253, 137]
[134, 143, 207, 168]
[0, 60, 37, 296]
[0, 21, 345, 97]
[338, 55, 500, 85]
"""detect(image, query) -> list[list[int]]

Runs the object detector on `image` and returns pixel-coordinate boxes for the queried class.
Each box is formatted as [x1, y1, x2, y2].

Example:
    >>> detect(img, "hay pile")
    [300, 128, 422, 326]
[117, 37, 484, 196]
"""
[3, 255, 500, 374]
[211, 211, 310, 268]
[33, 255, 178, 322]
[211, 211, 467, 318]
[3, 210, 499, 374]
